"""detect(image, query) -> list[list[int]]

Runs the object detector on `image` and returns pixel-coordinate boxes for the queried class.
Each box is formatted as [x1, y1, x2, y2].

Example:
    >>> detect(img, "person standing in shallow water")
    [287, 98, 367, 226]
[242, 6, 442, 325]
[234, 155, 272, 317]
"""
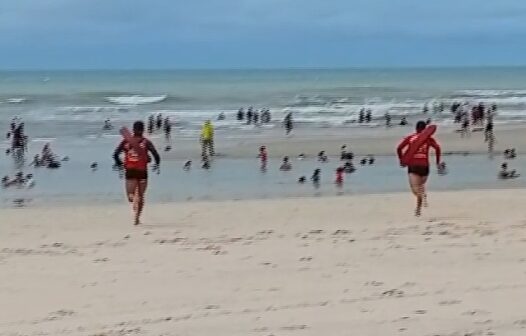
[397, 121, 442, 217]
[113, 121, 160, 225]
[200, 120, 215, 158]
[284, 113, 293, 135]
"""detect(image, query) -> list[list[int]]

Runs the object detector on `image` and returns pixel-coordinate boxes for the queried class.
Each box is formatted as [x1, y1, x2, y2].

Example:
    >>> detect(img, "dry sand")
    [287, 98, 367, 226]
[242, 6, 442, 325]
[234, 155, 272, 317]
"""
[2, 189, 526, 335]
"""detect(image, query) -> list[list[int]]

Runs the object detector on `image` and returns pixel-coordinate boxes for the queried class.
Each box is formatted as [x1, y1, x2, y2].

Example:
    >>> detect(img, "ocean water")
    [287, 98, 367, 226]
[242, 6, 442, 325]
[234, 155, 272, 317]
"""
[2, 67, 526, 139]
[1, 149, 524, 208]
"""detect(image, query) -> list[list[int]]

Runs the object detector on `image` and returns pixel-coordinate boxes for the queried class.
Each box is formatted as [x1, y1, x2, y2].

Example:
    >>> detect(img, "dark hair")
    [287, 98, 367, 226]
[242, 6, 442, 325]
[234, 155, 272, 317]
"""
[416, 120, 427, 132]
[133, 121, 145, 135]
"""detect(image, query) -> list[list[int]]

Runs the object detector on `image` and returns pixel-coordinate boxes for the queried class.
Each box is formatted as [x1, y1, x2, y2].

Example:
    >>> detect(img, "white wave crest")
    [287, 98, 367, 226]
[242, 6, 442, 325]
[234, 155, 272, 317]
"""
[106, 95, 167, 105]
[6, 98, 26, 104]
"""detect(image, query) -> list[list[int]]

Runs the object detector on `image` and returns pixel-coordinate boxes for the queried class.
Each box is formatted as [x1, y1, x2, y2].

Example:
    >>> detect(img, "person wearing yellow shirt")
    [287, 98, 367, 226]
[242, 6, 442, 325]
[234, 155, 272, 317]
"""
[200, 120, 215, 158]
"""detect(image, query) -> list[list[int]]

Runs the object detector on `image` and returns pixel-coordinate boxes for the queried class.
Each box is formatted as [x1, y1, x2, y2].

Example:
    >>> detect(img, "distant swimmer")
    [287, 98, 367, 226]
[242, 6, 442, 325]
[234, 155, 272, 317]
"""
[1, 172, 34, 189]
[113, 121, 161, 225]
[183, 160, 192, 171]
[164, 145, 172, 152]
[311, 168, 321, 187]
[246, 107, 253, 125]
[343, 161, 356, 173]
[164, 117, 172, 141]
[90, 162, 98, 170]
[499, 163, 519, 179]
[279, 156, 292, 171]
[367, 155, 375, 165]
[397, 120, 442, 217]
[284, 112, 293, 135]
[360, 158, 367, 165]
[297, 153, 305, 160]
[147, 115, 155, 134]
[217, 112, 226, 121]
[399, 117, 408, 126]
[237, 108, 244, 121]
[318, 151, 328, 162]
[358, 108, 365, 124]
[103, 119, 113, 131]
[365, 109, 372, 123]
[504, 148, 516, 159]
[258, 146, 268, 170]
[460, 116, 470, 138]
[156, 114, 163, 131]
[298, 176, 306, 183]
[340, 145, 353, 160]
[385, 112, 391, 127]
[335, 167, 344, 186]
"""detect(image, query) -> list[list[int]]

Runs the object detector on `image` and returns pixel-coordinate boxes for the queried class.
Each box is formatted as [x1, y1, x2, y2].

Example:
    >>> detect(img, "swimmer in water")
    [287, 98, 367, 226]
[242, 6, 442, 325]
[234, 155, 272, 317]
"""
[318, 151, 328, 162]
[298, 176, 306, 183]
[397, 120, 442, 217]
[258, 146, 268, 171]
[183, 160, 192, 171]
[311, 168, 321, 188]
[499, 163, 520, 179]
[113, 121, 161, 225]
[335, 167, 344, 186]
[343, 161, 356, 173]
[103, 119, 113, 130]
[279, 156, 292, 171]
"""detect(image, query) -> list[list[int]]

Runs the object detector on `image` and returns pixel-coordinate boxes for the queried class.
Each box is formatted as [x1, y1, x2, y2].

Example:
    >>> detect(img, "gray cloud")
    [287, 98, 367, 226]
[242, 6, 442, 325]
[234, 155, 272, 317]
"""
[0, 0, 525, 68]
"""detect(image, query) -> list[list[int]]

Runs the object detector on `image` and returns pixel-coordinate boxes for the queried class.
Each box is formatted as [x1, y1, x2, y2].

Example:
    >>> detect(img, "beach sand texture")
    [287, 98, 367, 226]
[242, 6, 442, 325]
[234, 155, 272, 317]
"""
[2, 190, 526, 335]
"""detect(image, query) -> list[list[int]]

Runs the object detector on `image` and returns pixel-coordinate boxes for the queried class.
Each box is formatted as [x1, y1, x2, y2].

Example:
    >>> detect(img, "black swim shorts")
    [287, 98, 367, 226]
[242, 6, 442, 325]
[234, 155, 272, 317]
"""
[125, 168, 148, 180]
[407, 165, 430, 177]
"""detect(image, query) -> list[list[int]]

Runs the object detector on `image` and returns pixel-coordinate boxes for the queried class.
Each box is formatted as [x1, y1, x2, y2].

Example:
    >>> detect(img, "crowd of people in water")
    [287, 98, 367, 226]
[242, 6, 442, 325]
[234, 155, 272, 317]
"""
[1, 99, 520, 216]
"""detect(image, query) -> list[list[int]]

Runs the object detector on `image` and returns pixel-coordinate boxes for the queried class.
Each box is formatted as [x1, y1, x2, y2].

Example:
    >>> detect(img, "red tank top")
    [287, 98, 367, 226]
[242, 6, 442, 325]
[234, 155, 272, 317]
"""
[124, 139, 148, 170]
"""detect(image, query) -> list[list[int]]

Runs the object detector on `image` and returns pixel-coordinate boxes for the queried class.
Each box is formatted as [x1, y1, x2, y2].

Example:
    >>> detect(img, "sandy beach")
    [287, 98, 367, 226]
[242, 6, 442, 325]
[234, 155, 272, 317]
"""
[2, 189, 526, 335]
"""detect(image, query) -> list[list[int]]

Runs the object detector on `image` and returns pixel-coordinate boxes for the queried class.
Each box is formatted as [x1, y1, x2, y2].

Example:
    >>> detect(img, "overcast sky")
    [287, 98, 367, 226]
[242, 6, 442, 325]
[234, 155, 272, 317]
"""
[1, 0, 526, 69]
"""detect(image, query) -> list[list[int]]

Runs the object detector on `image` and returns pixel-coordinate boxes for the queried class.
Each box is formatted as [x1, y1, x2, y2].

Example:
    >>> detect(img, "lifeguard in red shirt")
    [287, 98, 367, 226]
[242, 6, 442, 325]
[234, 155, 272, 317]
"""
[397, 121, 442, 217]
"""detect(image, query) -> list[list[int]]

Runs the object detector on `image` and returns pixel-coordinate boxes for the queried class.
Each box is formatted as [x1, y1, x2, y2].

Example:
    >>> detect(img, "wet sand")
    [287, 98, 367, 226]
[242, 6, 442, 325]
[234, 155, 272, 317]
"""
[161, 122, 525, 159]
[2, 189, 526, 335]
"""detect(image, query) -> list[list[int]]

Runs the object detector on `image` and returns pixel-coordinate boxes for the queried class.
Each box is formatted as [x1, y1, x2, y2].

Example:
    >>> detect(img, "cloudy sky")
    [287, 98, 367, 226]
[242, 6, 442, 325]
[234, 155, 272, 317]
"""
[1, 0, 526, 69]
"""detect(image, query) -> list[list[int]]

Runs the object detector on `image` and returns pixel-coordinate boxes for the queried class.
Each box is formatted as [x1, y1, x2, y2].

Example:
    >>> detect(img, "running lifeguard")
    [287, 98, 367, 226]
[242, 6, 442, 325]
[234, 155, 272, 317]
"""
[113, 121, 160, 225]
[397, 121, 442, 217]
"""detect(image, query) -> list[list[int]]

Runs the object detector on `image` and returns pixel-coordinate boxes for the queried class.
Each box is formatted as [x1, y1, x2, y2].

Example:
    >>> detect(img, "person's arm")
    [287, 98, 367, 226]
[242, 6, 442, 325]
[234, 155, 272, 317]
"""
[146, 140, 161, 165]
[430, 138, 442, 165]
[396, 137, 410, 162]
[113, 141, 125, 166]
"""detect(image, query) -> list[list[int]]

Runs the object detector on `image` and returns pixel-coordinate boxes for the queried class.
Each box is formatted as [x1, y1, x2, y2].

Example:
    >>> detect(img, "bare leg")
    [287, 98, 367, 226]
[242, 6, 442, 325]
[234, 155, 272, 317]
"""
[408, 174, 424, 216]
[125, 179, 142, 225]
[134, 179, 148, 225]
[421, 176, 428, 207]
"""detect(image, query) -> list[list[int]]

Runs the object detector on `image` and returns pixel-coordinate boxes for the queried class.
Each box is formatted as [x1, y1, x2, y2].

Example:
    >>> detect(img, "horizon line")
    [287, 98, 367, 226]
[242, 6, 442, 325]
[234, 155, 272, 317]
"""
[1, 64, 526, 72]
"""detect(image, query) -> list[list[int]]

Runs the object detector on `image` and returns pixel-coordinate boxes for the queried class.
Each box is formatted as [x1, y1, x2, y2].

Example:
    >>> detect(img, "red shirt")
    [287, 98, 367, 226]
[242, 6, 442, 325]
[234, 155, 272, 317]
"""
[123, 139, 148, 170]
[397, 133, 441, 167]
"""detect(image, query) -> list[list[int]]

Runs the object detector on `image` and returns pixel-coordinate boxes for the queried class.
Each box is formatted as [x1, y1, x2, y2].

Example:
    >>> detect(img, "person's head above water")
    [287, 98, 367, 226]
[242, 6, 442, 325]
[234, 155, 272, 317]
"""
[133, 121, 145, 136]
[415, 120, 427, 133]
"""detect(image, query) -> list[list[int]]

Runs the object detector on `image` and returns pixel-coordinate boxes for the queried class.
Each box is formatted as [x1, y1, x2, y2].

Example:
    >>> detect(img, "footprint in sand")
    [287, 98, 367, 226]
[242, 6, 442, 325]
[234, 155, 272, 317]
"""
[281, 325, 308, 331]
